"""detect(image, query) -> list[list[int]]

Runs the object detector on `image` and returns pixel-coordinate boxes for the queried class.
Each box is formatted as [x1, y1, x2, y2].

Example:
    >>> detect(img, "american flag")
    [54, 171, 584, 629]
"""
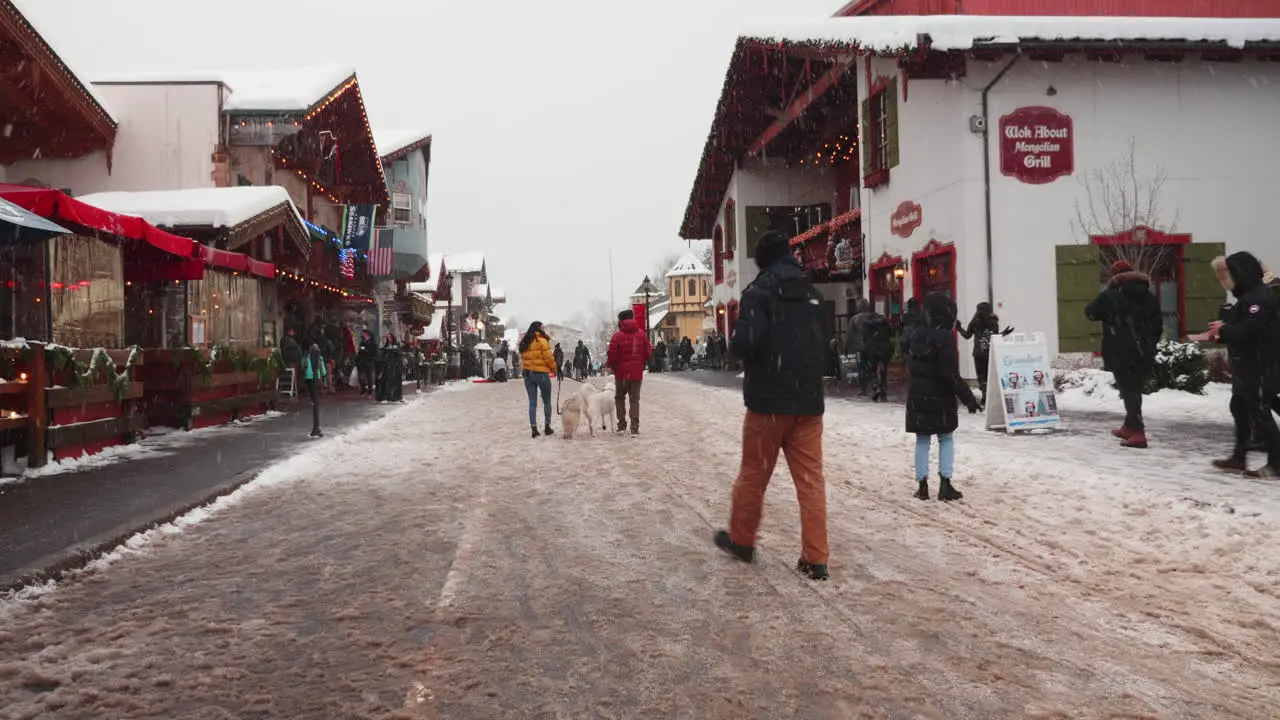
[368, 228, 394, 277]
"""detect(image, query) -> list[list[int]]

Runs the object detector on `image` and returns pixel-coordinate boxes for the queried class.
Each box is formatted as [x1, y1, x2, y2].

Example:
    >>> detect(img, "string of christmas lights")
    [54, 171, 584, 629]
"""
[275, 269, 374, 304]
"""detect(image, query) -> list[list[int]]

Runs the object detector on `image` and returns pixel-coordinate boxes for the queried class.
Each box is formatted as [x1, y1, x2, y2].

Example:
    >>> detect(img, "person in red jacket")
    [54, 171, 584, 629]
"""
[607, 309, 653, 435]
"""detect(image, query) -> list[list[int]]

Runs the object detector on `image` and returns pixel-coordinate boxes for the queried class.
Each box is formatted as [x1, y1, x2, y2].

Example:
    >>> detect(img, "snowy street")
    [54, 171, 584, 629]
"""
[3, 376, 1279, 718]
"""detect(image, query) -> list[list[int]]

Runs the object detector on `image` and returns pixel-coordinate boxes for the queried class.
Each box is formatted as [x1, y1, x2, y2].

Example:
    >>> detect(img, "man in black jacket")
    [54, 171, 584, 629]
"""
[714, 230, 830, 581]
[1086, 260, 1163, 449]
[1210, 251, 1280, 478]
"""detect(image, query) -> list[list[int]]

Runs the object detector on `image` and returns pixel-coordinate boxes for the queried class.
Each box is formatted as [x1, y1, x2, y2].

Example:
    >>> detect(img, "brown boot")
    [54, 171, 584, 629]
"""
[1121, 431, 1148, 449]
[1212, 456, 1248, 474]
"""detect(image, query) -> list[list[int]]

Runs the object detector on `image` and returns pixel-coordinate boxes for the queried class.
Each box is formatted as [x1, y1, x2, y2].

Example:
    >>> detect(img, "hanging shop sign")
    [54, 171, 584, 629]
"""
[999, 106, 1074, 185]
[340, 204, 378, 251]
[890, 201, 922, 238]
[984, 332, 1061, 434]
[338, 248, 357, 279]
[631, 303, 649, 331]
[829, 235, 860, 279]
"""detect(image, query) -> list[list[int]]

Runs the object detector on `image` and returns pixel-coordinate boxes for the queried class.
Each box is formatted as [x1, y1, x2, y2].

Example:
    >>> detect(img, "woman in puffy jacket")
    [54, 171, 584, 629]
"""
[519, 321, 558, 438]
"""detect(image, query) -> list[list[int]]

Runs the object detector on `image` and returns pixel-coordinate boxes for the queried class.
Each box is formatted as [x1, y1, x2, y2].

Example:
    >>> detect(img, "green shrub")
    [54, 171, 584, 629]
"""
[1148, 338, 1209, 395]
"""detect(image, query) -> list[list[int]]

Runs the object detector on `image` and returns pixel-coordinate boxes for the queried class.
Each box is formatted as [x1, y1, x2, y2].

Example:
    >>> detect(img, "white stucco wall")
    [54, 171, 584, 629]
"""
[7, 82, 223, 195]
[857, 53, 1280, 376]
[713, 161, 836, 304]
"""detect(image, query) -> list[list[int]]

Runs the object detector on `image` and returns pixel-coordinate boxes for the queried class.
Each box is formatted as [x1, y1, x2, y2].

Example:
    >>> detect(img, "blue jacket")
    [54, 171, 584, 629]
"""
[301, 346, 327, 381]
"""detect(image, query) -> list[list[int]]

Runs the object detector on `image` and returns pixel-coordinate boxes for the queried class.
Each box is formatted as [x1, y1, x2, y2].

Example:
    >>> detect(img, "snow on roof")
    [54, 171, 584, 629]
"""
[445, 252, 485, 274]
[13, 0, 118, 123]
[92, 71, 229, 84]
[739, 16, 1280, 53]
[221, 65, 356, 112]
[649, 308, 670, 327]
[665, 253, 711, 278]
[374, 129, 432, 160]
[419, 308, 450, 341]
[406, 282, 433, 293]
[470, 283, 490, 298]
[490, 287, 507, 302]
[77, 186, 302, 229]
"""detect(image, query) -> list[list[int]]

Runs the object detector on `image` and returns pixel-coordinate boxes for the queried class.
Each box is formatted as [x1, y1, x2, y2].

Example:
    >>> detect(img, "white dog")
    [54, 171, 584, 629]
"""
[588, 391, 615, 433]
[560, 381, 601, 439]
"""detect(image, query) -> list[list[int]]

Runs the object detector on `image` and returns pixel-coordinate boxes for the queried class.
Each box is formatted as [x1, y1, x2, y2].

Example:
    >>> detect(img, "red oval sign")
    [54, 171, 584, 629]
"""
[999, 106, 1074, 185]
[890, 201, 922, 238]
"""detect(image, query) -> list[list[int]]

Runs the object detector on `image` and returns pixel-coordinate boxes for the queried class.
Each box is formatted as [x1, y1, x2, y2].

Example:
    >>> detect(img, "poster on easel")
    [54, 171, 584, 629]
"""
[984, 332, 1060, 434]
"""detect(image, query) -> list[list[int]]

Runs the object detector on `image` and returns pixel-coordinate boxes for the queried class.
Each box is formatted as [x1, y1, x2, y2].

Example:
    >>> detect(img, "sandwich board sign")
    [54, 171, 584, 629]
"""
[985, 332, 1061, 434]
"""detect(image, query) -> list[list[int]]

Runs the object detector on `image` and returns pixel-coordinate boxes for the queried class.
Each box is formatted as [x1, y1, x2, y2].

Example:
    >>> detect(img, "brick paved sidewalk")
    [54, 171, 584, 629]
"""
[0, 387, 431, 590]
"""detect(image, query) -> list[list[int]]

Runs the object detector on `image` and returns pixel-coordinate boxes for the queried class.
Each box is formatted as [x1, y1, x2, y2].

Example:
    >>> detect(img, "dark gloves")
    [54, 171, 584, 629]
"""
[1001, 326, 1015, 336]
[967, 402, 980, 414]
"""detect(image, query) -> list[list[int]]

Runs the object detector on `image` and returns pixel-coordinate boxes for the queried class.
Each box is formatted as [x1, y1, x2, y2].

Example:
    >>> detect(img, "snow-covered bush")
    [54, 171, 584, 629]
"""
[1148, 338, 1209, 395]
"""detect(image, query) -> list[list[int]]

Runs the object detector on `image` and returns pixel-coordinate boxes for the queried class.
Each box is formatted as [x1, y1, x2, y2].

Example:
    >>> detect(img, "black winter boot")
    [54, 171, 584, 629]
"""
[714, 530, 755, 563]
[938, 476, 963, 502]
[531, 425, 540, 438]
[913, 478, 929, 501]
[796, 559, 829, 581]
[543, 423, 554, 436]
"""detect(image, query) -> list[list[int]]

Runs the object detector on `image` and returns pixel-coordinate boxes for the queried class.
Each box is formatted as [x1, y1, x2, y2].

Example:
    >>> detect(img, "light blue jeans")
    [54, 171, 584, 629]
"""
[914, 433, 955, 480]
[524, 372, 552, 426]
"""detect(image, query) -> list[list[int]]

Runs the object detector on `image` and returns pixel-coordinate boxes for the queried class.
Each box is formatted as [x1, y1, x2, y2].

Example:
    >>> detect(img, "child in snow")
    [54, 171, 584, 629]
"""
[905, 293, 980, 501]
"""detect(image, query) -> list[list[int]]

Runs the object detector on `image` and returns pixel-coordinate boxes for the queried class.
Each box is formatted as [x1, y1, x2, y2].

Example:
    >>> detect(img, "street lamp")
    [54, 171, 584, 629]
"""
[637, 275, 661, 343]
[444, 271, 456, 378]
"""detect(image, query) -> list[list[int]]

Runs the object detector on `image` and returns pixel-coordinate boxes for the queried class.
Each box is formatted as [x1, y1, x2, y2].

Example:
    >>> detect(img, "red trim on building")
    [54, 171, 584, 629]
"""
[712, 225, 725, 284]
[911, 239, 957, 301]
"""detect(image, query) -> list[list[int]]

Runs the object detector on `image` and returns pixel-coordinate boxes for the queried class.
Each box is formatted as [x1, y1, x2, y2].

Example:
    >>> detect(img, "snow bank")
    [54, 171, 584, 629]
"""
[373, 128, 431, 159]
[77, 186, 302, 230]
[222, 65, 355, 112]
[740, 16, 1280, 52]
[1056, 368, 1232, 423]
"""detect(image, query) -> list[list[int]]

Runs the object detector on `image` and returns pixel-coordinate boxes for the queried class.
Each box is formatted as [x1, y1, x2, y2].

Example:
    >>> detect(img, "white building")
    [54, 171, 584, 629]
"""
[680, 16, 1280, 377]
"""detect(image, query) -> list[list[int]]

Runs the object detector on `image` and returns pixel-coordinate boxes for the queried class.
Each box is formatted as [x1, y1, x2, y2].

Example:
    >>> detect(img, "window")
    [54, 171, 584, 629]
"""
[723, 200, 736, 259]
[860, 76, 899, 189]
[392, 192, 412, 224]
[713, 225, 725, 285]
[687, 279, 697, 297]
[673, 280, 682, 298]
[744, 204, 831, 256]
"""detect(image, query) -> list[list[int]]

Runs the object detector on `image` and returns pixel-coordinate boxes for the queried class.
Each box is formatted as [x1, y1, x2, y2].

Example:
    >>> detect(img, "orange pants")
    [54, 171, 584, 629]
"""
[729, 412, 828, 565]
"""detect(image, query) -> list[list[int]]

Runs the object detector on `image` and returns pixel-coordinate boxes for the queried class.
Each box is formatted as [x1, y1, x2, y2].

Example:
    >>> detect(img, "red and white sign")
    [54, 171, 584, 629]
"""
[890, 201, 922, 238]
[631, 303, 649, 331]
[999, 106, 1074, 185]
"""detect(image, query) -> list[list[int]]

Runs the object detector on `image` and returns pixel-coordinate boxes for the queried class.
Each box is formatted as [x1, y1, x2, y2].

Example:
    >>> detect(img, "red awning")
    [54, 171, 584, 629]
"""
[195, 245, 275, 279]
[0, 184, 198, 258]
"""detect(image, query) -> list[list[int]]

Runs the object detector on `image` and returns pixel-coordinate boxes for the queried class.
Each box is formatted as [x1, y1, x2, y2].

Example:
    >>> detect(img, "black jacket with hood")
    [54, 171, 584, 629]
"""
[905, 293, 979, 435]
[1085, 270, 1163, 377]
[732, 240, 825, 416]
[1219, 251, 1280, 394]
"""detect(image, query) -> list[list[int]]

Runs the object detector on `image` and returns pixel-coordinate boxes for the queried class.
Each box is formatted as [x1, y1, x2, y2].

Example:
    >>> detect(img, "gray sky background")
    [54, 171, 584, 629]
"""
[21, 0, 843, 324]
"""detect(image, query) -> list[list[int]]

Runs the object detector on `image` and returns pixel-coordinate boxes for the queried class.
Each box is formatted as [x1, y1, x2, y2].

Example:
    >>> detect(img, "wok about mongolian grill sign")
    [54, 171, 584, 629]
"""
[999, 106, 1074, 184]
[890, 201, 921, 238]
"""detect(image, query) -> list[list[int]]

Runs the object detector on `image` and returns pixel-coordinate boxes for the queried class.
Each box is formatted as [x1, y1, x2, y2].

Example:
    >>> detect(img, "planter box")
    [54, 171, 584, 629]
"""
[47, 382, 144, 408]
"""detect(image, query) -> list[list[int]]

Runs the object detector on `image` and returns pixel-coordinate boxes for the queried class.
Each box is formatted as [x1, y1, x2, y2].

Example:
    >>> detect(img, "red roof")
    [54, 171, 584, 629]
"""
[0, 184, 273, 279]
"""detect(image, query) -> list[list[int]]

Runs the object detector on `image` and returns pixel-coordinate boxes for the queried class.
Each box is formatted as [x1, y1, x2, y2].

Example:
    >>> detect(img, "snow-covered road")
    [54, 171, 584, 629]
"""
[2, 376, 1277, 718]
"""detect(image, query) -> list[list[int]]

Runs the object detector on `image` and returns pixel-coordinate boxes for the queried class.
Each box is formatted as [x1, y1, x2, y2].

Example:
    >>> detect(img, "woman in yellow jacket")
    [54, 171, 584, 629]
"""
[519, 321, 558, 437]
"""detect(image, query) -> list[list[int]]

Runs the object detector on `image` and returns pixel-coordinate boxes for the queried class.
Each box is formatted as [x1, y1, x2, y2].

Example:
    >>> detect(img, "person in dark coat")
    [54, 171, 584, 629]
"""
[899, 297, 925, 357]
[956, 301, 1014, 406]
[863, 311, 894, 402]
[1085, 260, 1163, 449]
[1208, 252, 1280, 477]
[714, 230, 830, 581]
[553, 343, 565, 378]
[679, 337, 694, 370]
[573, 340, 591, 381]
[356, 329, 377, 396]
[906, 293, 980, 502]
[844, 298, 874, 393]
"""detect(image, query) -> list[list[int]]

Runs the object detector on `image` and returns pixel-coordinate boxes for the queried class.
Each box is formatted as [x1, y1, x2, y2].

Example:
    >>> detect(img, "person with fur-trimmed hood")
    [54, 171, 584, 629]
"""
[1207, 252, 1280, 478]
[906, 293, 980, 501]
[1085, 260, 1164, 449]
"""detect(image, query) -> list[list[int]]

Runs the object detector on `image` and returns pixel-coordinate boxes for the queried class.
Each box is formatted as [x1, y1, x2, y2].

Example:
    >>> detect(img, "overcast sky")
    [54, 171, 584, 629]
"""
[21, 0, 843, 324]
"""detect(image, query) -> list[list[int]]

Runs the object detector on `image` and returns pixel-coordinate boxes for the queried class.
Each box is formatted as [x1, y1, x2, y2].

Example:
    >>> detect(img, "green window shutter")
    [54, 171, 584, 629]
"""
[744, 207, 770, 258]
[1181, 242, 1227, 336]
[1056, 244, 1102, 353]
[860, 98, 872, 177]
[885, 77, 900, 170]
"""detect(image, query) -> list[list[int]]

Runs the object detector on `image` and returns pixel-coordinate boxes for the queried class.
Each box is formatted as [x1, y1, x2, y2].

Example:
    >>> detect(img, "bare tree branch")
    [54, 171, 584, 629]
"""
[1072, 139, 1177, 277]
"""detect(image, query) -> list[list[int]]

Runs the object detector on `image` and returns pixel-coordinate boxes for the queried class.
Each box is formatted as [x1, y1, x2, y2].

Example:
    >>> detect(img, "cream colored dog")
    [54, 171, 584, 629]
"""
[560, 394, 584, 439]
[560, 381, 601, 439]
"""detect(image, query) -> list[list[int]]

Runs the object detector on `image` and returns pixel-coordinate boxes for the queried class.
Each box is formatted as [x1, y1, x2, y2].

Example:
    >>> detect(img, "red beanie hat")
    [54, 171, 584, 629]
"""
[1109, 260, 1135, 276]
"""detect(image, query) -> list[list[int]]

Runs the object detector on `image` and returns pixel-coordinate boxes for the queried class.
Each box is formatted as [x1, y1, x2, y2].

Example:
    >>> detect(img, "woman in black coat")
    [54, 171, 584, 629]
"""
[956, 301, 1014, 405]
[906, 293, 980, 502]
